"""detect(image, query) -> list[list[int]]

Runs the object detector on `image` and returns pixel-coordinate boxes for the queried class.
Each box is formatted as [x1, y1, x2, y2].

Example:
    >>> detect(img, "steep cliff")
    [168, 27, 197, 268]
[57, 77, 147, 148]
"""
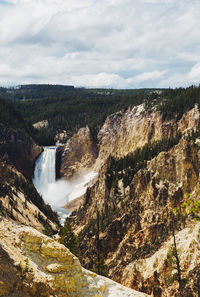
[0, 219, 149, 297]
[71, 136, 200, 295]
[59, 126, 98, 179]
[0, 123, 42, 180]
[0, 159, 59, 233]
[65, 103, 200, 296]
[59, 104, 199, 179]
[95, 104, 199, 170]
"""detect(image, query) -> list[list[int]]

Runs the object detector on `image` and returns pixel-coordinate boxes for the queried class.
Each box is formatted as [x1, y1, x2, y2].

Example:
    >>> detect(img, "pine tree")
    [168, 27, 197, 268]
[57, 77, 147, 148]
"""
[59, 221, 78, 256]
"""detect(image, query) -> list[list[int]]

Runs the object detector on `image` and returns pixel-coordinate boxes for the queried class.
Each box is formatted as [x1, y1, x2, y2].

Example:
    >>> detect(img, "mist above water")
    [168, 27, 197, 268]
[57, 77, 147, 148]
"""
[33, 146, 97, 224]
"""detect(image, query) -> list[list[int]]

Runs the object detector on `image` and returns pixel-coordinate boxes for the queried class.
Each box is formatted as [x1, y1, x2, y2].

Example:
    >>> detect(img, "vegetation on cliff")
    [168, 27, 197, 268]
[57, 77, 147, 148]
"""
[0, 159, 60, 229]
[0, 84, 163, 145]
[59, 220, 79, 256]
[106, 132, 182, 192]
[2, 84, 200, 146]
[157, 85, 200, 120]
[0, 97, 36, 138]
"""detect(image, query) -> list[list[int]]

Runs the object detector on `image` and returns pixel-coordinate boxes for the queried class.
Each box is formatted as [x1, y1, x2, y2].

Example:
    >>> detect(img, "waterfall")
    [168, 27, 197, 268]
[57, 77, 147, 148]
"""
[33, 146, 70, 225]
[33, 146, 56, 193]
[33, 146, 98, 225]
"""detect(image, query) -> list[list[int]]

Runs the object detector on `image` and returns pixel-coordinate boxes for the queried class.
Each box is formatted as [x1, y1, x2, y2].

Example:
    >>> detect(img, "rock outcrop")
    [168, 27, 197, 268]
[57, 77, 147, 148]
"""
[95, 104, 199, 170]
[0, 123, 42, 179]
[121, 221, 200, 297]
[0, 160, 58, 233]
[33, 120, 48, 130]
[69, 105, 200, 296]
[59, 104, 200, 179]
[59, 126, 98, 179]
[0, 219, 149, 297]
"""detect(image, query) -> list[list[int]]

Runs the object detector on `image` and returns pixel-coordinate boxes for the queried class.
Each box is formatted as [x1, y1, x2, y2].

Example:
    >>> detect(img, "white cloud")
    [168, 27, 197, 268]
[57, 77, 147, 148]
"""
[188, 62, 200, 83]
[66, 73, 131, 88]
[0, 0, 200, 88]
[133, 71, 166, 83]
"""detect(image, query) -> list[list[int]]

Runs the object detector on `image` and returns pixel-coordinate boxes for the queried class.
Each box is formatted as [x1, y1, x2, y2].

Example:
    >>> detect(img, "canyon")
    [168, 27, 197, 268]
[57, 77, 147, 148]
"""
[1, 97, 200, 296]
[59, 103, 200, 296]
[0, 116, 148, 296]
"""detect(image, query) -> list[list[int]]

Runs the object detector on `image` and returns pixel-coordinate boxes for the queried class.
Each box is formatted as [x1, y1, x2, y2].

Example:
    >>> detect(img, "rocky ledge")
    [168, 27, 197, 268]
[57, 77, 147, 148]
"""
[58, 126, 98, 179]
[0, 219, 149, 297]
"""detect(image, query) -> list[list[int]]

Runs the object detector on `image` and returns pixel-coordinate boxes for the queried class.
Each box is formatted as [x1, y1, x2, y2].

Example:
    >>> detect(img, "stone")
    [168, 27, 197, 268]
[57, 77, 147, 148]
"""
[0, 219, 149, 297]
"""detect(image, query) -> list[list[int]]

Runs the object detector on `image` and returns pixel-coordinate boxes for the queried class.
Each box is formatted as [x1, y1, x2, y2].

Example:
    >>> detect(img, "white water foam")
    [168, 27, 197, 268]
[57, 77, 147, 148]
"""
[68, 171, 97, 201]
[33, 146, 97, 224]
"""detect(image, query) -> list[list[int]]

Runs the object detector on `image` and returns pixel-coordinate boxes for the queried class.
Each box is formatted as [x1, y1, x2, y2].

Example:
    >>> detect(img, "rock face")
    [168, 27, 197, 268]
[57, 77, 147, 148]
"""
[0, 160, 58, 233]
[0, 123, 42, 179]
[0, 219, 149, 297]
[33, 120, 48, 129]
[67, 105, 200, 296]
[121, 221, 200, 297]
[71, 136, 200, 295]
[59, 104, 200, 179]
[95, 104, 199, 170]
[59, 126, 98, 179]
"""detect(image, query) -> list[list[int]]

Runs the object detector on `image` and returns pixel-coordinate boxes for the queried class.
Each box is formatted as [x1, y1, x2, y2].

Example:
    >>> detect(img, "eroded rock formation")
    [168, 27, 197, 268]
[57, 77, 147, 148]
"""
[0, 219, 149, 297]
[59, 104, 200, 180]
[65, 104, 200, 296]
[71, 136, 200, 295]
[0, 160, 58, 233]
[59, 126, 98, 179]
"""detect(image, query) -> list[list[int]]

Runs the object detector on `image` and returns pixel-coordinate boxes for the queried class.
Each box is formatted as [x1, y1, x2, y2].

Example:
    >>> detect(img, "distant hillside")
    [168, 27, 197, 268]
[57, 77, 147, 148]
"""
[0, 97, 36, 136]
[2, 84, 163, 145]
[0, 84, 164, 101]
[0, 84, 75, 101]
[2, 84, 200, 147]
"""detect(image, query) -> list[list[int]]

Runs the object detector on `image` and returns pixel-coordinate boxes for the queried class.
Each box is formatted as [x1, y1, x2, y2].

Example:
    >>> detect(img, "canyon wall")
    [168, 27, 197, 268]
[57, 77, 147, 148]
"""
[63, 104, 200, 296]
[0, 123, 42, 180]
[59, 104, 199, 179]
[59, 126, 98, 179]
[0, 160, 58, 233]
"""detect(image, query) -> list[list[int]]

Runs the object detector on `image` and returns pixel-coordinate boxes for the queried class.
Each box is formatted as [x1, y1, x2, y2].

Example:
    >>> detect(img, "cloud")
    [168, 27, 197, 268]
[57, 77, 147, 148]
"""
[0, 0, 200, 88]
[159, 61, 200, 88]
[188, 62, 200, 83]
[133, 71, 167, 83]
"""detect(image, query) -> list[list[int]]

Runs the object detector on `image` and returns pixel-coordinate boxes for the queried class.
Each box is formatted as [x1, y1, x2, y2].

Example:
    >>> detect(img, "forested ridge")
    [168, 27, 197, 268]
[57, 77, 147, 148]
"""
[0, 97, 37, 138]
[157, 85, 200, 120]
[0, 84, 162, 101]
[1, 84, 200, 146]
[6, 84, 164, 145]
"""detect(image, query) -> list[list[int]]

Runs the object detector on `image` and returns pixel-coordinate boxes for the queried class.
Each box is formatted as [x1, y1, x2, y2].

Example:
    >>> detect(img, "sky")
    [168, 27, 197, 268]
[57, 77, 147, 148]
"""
[0, 0, 200, 89]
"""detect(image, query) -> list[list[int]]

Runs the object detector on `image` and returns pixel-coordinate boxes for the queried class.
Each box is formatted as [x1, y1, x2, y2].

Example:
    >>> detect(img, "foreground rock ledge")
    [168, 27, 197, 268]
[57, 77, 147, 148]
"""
[0, 219, 149, 297]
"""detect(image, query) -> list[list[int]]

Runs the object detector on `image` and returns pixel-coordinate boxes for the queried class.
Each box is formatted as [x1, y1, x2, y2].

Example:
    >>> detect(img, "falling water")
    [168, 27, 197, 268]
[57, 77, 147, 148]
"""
[33, 146, 70, 225]
[33, 146, 56, 192]
[33, 146, 98, 225]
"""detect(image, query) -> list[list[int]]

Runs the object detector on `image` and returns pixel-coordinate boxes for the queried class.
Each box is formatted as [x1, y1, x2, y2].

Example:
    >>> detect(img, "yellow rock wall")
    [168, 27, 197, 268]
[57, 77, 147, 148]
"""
[0, 219, 149, 297]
